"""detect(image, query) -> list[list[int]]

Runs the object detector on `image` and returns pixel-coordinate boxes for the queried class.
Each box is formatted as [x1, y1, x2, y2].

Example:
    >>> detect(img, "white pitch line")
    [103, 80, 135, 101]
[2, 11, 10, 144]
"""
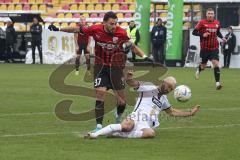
[0, 123, 240, 138]
[0, 108, 240, 117]
[0, 112, 54, 117]
[158, 123, 240, 130]
[0, 131, 84, 138]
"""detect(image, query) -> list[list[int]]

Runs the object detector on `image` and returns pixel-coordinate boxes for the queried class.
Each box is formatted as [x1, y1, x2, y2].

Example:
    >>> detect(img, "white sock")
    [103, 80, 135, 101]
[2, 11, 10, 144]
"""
[115, 131, 143, 138]
[93, 124, 122, 137]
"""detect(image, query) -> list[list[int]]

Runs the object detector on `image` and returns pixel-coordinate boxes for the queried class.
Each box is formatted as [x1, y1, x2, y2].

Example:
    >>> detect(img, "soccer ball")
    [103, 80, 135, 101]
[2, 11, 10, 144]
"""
[174, 85, 192, 102]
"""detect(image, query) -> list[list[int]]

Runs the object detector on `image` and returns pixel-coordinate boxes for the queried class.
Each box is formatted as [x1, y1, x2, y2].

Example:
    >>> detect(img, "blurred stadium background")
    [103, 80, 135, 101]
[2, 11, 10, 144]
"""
[0, 0, 240, 160]
[0, 0, 240, 67]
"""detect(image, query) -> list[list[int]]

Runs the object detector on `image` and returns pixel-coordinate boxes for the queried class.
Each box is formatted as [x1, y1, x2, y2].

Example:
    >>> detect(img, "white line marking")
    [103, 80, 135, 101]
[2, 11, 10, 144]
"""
[0, 132, 84, 138]
[0, 123, 240, 138]
[0, 112, 54, 117]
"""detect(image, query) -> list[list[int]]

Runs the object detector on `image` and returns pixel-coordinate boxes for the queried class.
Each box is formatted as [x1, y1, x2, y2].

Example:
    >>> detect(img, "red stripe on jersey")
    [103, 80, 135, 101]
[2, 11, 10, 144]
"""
[83, 24, 129, 68]
[195, 19, 221, 51]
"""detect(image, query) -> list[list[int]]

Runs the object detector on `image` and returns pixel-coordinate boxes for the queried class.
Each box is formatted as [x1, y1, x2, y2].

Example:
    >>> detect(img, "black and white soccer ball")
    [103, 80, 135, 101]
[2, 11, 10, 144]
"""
[174, 85, 192, 102]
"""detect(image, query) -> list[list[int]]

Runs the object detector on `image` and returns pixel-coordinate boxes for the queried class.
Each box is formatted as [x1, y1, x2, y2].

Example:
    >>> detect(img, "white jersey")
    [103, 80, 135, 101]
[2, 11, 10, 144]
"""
[132, 82, 171, 119]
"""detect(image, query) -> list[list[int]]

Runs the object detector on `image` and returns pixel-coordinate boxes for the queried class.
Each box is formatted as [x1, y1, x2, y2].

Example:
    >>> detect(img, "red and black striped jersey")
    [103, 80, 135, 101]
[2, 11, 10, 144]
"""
[82, 24, 129, 68]
[194, 19, 222, 51]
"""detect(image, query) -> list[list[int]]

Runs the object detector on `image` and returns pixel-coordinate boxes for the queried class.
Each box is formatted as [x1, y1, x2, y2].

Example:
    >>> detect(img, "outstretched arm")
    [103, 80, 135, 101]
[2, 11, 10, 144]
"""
[60, 27, 80, 33]
[126, 70, 140, 88]
[165, 105, 200, 117]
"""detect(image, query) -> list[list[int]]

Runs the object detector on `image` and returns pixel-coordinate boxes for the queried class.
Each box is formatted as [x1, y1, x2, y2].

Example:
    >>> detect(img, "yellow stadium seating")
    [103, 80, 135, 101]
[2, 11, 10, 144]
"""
[108, 0, 116, 2]
[70, 4, 78, 10]
[103, 4, 111, 10]
[150, 4, 154, 11]
[91, 0, 98, 3]
[83, 0, 91, 2]
[184, 22, 191, 28]
[69, 22, 76, 27]
[65, 13, 72, 18]
[31, 4, 38, 10]
[112, 4, 119, 10]
[15, 4, 22, 10]
[53, 22, 60, 27]
[95, 4, 103, 10]
[184, 5, 191, 10]
[129, 4, 135, 10]
[160, 12, 167, 18]
[38, 0, 44, 3]
[13, 0, 20, 3]
[28, 0, 36, 3]
[52, 0, 59, 4]
[82, 13, 89, 18]
[7, 4, 15, 10]
[87, 4, 94, 10]
[79, 4, 86, 10]
[125, 0, 132, 3]
[156, 5, 164, 10]
[0, 22, 5, 27]
[116, 13, 123, 18]
[57, 13, 65, 18]
[164, 5, 168, 10]
[39, 4, 47, 11]
[0, 5, 7, 10]
[120, 22, 128, 27]
[61, 23, 68, 28]
[193, 4, 201, 10]
[195, 12, 201, 17]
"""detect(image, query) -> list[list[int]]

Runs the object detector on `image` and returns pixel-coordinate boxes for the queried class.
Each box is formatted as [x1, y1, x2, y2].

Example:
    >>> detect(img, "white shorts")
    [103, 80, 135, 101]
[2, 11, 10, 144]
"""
[127, 109, 160, 131]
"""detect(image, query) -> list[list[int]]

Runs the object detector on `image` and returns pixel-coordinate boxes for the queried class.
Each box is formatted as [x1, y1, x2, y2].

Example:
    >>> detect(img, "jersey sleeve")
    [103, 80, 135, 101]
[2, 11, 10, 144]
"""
[135, 82, 157, 92]
[195, 20, 203, 30]
[81, 25, 95, 36]
[120, 29, 130, 43]
[162, 96, 171, 110]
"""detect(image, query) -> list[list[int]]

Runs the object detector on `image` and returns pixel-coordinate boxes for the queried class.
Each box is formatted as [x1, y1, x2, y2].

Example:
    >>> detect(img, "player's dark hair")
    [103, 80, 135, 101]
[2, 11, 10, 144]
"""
[33, 17, 39, 22]
[206, 8, 214, 12]
[103, 11, 117, 22]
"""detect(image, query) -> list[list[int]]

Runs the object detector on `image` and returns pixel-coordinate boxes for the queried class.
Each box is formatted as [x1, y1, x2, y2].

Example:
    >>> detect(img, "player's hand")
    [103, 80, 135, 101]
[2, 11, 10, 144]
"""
[203, 32, 210, 38]
[75, 47, 79, 53]
[190, 105, 200, 116]
[48, 24, 59, 31]
[122, 41, 133, 53]
[126, 70, 134, 80]
[222, 38, 227, 43]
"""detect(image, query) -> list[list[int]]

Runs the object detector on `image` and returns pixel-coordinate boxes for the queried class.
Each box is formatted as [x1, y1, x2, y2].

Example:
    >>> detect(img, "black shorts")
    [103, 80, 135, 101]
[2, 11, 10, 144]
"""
[94, 65, 125, 90]
[77, 44, 88, 55]
[200, 49, 219, 64]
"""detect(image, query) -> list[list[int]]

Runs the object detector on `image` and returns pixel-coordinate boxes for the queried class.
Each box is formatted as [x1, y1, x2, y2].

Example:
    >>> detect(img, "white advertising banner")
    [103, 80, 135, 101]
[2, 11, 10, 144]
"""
[189, 29, 240, 68]
[25, 29, 76, 64]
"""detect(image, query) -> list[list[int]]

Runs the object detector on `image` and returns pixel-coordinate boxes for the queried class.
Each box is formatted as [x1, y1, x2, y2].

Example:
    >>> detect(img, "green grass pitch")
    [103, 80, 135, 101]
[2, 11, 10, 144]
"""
[0, 64, 240, 160]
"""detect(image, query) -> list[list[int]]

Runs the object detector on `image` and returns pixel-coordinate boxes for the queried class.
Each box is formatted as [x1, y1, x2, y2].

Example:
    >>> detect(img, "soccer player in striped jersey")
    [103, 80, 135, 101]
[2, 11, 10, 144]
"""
[74, 16, 90, 75]
[193, 8, 227, 90]
[85, 70, 200, 139]
[49, 12, 148, 132]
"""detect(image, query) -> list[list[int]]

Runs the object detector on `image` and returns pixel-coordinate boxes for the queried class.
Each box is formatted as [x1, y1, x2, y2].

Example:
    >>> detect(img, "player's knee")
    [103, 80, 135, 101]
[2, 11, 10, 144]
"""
[95, 88, 106, 100]
[121, 119, 134, 132]
[142, 129, 155, 138]
[117, 100, 126, 106]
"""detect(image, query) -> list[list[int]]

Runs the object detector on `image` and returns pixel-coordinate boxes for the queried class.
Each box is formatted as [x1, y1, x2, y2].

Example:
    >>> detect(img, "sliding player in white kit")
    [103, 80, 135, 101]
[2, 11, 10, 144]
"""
[85, 70, 200, 139]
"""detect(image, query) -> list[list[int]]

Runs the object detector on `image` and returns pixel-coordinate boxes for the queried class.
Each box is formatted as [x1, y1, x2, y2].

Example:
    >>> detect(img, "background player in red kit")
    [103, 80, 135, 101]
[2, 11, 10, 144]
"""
[75, 16, 90, 75]
[49, 11, 147, 132]
[193, 8, 226, 90]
